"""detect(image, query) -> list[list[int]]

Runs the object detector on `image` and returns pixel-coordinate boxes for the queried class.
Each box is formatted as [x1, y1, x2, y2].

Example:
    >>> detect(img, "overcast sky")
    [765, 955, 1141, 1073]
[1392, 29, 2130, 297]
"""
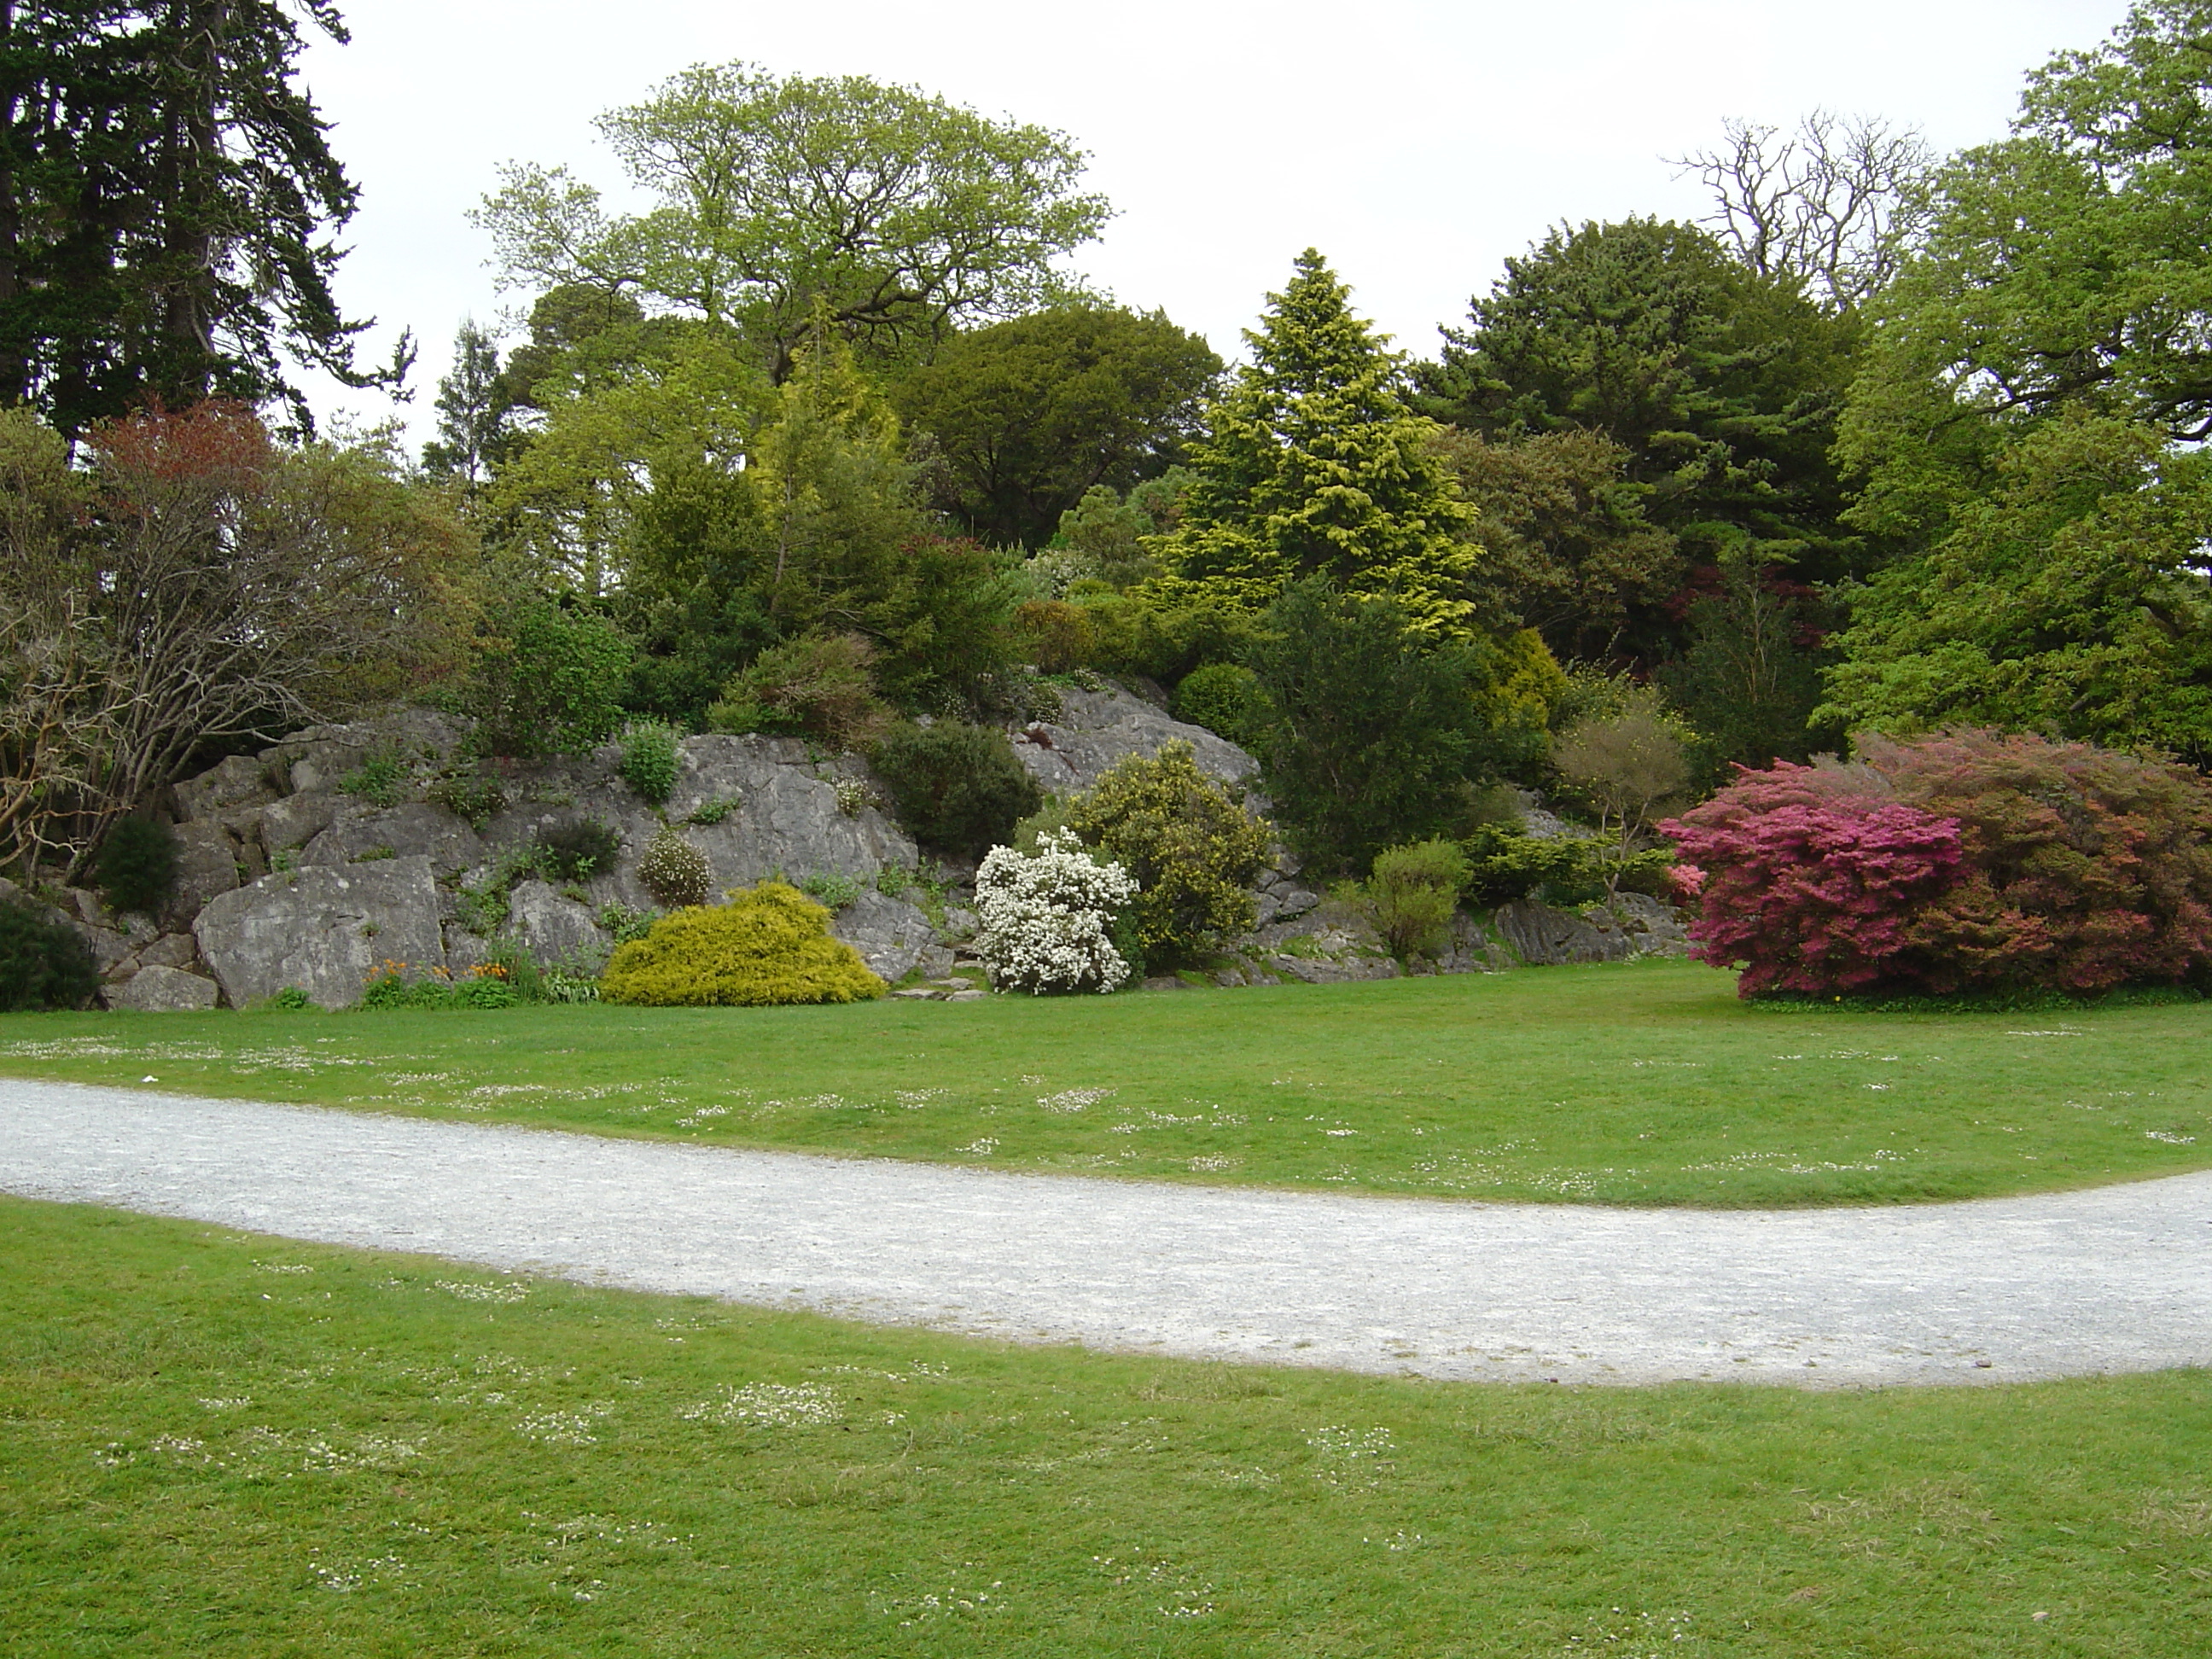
[298, 0, 2129, 447]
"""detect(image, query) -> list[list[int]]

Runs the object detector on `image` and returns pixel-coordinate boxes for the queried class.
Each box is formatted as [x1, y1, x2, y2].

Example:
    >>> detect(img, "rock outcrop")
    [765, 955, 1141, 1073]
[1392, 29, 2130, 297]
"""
[195, 856, 445, 1008]
[105, 964, 220, 1011]
[1010, 683, 1259, 796]
[827, 888, 944, 983]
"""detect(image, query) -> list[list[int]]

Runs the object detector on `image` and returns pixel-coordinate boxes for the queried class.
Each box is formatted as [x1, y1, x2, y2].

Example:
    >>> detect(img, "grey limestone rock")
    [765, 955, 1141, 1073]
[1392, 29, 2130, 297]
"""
[1009, 684, 1260, 797]
[259, 791, 343, 856]
[195, 856, 445, 1009]
[103, 965, 219, 1012]
[171, 820, 242, 916]
[443, 926, 489, 975]
[260, 709, 469, 796]
[305, 804, 485, 880]
[137, 932, 202, 971]
[175, 754, 278, 823]
[1493, 898, 1633, 966]
[1253, 883, 1320, 928]
[1608, 891, 1691, 956]
[1269, 952, 1401, 985]
[503, 880, 608, 970]
[828, 888, 938, 983]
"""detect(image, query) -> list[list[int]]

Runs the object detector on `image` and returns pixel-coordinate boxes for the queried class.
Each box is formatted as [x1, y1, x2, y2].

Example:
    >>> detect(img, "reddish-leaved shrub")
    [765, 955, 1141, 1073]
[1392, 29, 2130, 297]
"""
[1662, 731, 2212, 998]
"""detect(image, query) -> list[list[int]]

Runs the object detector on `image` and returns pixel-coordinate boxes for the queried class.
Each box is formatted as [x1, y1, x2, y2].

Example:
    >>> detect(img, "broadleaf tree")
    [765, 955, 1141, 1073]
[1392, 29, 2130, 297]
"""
[474, 62, 1111, 382]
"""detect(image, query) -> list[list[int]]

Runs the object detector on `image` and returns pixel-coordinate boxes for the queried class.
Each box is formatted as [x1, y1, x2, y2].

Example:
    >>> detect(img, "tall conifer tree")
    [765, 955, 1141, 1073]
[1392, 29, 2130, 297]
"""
[1150, 249, 1481, 633]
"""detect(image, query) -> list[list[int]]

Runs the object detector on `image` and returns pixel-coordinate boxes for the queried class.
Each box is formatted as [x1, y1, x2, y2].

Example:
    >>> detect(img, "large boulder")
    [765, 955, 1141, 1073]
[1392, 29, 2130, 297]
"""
[259, 708, 470, 795]
[827, 888, 939, 982]
[195, 856, 445, 1009]
[258, 791, 344, 857]
[304, 803, 484, 880]
[1493, 898, 1633, 966]
[502, 880, 608, 969]
[170, 819, 242, 916]
[104, 965, 219, 1012]
[1010, 684, 1259, 796]
[174, 754, 278, 824]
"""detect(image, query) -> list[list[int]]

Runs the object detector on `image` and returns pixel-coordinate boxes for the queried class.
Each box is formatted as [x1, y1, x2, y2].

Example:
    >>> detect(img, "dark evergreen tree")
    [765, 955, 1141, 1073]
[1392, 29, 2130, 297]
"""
[0, 1, 404, 435]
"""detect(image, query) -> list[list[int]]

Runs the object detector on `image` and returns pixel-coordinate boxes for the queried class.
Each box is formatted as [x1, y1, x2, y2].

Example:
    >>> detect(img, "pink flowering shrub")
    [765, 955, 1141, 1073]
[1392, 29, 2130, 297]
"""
[1661, 731, 2212, 998]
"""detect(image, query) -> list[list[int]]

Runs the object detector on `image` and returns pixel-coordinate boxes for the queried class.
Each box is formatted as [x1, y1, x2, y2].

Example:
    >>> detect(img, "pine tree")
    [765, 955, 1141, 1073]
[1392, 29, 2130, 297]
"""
[1150, 249, 1479, 633]
[422, 317, 509, 489]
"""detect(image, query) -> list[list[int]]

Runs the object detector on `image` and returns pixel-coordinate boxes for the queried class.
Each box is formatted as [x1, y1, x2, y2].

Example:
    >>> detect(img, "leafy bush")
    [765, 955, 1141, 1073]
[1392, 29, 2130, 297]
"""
[600, 882, 887, 1006]
[1662, 731, 2212, 998]
[636, 827, 715, 910]
[89, 817, 178, 916]
[597, 902, 661, 946]
[533, 818, 621, 882]
[1365, 840, 1470, 959]
[337, 747, 412, 808]
[796, 872, 863, 911]
[1070, 591, 1255, 687]
[1063, 740, 1269, 965]
[1015, 600, 1098, 673]
[975, 830, 1139, 994]
[1173, 662, 1270, 748]
[870, 722, 1043, 860]
[468, 596, 634, 759]
[428, 765, 509, 830]
[619, 721, 682, 805]
[1458, 824, 1671, 908]
[707, 632, 892, 752]
[0, 894, 99, 1010]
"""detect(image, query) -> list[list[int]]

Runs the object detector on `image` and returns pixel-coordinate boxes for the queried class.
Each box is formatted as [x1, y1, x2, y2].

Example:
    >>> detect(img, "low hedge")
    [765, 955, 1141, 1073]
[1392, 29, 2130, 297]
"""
[599, 882, 886, 1007]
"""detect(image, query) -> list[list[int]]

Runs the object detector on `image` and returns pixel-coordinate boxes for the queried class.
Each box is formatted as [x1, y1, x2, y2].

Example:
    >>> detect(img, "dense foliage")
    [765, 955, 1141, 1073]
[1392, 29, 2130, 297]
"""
[1365, 840, 1470, 960]
[599, 882, 884, 1006]
[1664, 731, 2212, 998]
[87, 817, 178, 917]
[1062, 742, 1269, 966]
[869, 723, 1041, 861]
[0, 892, 99, 1010]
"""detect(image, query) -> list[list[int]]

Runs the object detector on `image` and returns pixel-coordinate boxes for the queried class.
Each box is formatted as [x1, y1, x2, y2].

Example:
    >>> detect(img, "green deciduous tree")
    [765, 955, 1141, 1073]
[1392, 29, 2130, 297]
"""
[1153, 250, 1480, 632]
[1819, 412, 2212, 765]
[475, 62, 1110, 382]
[421, 318, 514, 490]
[891, 305, 1220, 549]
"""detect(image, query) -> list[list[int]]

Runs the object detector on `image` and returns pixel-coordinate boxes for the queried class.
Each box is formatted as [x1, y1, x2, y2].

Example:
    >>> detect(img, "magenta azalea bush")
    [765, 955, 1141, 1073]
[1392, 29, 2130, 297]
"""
[1662, 731, 2212, 998]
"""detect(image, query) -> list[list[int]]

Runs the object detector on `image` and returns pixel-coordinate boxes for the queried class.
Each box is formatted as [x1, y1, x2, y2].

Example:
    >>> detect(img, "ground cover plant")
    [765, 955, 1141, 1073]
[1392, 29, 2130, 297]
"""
[2, 1196, 2207, 1656]
[3, 962, 2207, 1209]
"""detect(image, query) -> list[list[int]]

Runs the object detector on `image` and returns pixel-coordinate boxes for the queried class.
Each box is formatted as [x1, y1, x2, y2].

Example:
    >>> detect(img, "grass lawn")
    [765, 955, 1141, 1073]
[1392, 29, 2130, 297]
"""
[1, 1195, 2206, 1656]
[3, 959, 2209, 1208]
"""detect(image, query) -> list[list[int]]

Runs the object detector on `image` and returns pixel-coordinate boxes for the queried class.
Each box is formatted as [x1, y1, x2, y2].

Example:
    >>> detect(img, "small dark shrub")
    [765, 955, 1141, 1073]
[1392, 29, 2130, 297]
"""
[534, 818, 621, 882]
[0, 895, 99, 1010]
[90, 817, 178, 916]
[870, 722, 1043, 860]
[619, 721, 681, 804]
[1173, 662, 1270, 748]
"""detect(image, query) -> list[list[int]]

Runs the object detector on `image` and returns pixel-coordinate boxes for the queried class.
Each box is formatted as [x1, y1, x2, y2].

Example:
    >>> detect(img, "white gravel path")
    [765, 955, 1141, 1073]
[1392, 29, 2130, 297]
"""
[4, 1078, 2209, 1388]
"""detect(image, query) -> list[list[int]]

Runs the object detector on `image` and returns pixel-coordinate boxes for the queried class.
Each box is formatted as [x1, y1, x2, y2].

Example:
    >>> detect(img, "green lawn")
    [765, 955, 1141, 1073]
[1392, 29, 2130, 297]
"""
[1, 1195, 2205, 1656]
[3, 959, 2209, 1208]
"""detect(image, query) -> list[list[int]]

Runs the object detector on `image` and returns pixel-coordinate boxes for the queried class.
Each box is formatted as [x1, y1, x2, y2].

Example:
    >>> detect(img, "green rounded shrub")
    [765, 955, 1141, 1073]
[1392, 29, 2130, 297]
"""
[870, 722, 1042, 860]
[90, 817, 178, 916]
[600, 882, 886, 1007]
[1063, 740, 1271, 966]
[0, 894, 100, 1010]
[1366, 839, 1470, 959]
[620, 720, 682, 804]
[1173, 662, 1269, 748]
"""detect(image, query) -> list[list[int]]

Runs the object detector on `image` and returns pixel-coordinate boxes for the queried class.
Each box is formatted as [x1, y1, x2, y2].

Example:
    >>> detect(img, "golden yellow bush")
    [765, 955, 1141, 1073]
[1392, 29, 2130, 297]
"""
[599, 882, 886, 1007]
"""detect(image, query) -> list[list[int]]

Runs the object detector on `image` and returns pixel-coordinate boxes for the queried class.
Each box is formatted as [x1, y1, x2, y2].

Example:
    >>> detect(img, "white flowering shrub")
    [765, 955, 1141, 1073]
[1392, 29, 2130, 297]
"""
[975, 830, 1138, 995]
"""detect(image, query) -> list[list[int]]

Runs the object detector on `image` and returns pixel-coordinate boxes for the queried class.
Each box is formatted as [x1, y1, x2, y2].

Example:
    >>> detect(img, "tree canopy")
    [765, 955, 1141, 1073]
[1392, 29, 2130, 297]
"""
[475, 63, 1111, 382]
[892, 304, 1220, 549]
